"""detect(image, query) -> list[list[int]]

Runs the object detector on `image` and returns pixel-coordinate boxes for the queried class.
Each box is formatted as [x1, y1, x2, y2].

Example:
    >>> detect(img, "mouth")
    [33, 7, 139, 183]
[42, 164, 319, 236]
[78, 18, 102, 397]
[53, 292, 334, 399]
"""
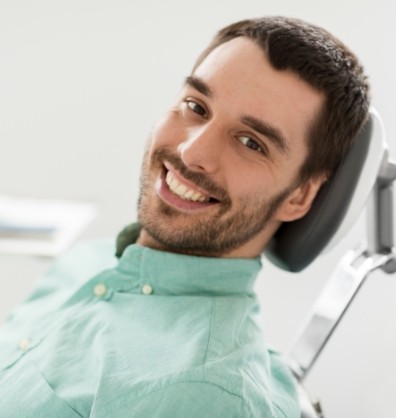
[165, 170, 219, 203]
[155, 162, 220, 211]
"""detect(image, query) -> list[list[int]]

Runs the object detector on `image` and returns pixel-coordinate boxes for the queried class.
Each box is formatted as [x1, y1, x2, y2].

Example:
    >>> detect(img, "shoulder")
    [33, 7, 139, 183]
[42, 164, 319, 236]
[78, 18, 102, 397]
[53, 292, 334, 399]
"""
[46, 239, 117, 281]
[4, 239, 117, 324]
[32, 239, 117, 294]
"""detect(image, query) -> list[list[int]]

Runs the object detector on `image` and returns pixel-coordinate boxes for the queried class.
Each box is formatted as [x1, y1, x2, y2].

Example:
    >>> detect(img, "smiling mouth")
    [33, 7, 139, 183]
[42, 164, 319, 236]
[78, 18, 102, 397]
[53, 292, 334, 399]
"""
[162, 164, 219, 204]
[166, 170, 206, 201]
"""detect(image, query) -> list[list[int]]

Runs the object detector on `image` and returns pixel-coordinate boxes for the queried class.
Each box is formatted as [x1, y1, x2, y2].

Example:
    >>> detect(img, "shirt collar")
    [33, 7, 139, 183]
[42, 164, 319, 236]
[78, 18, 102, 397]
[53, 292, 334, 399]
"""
[114, 224, 262, 297]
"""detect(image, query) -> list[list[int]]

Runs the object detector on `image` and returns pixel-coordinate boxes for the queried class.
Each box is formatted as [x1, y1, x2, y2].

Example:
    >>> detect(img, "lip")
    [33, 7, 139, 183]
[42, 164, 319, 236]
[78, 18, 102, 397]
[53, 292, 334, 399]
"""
[155, 163, 219, 212]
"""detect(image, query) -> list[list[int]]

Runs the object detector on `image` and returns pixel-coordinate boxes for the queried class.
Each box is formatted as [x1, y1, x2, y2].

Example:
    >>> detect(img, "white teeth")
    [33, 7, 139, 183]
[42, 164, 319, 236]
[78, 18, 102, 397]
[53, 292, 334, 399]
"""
[184, 190, 194, 199]
[165, 170, 210, 202]
[175, 184, 187, 195]
[170, 178, 177, 189]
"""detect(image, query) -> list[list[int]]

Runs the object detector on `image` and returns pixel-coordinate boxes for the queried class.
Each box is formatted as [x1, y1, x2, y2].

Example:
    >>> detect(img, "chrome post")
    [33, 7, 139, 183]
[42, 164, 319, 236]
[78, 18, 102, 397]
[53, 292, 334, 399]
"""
[288, 157, 396, 382]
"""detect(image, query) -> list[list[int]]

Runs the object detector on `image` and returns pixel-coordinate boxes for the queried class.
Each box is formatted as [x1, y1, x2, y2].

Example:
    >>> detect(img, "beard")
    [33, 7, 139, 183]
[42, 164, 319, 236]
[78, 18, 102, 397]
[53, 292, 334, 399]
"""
[137, 146, 295, 257]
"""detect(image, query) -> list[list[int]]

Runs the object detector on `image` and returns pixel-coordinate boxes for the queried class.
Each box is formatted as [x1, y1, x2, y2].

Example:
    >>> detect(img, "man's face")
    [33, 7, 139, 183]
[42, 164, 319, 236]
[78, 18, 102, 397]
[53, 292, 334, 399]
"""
[137, 37, 324, 258]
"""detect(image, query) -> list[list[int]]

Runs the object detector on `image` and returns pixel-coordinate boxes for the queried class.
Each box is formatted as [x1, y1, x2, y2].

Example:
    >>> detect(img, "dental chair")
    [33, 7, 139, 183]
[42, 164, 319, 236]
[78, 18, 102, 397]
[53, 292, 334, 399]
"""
[265, 109, 396, 418]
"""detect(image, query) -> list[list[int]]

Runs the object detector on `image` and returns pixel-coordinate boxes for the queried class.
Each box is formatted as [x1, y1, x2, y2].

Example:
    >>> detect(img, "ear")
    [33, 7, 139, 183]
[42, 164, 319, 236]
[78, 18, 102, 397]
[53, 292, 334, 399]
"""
[275, 175, 327, 222]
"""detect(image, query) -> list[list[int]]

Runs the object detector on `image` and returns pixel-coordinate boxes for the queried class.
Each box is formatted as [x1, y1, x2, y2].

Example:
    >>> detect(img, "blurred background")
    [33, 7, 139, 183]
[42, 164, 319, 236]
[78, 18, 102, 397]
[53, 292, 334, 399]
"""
[1, 1, 395, 416]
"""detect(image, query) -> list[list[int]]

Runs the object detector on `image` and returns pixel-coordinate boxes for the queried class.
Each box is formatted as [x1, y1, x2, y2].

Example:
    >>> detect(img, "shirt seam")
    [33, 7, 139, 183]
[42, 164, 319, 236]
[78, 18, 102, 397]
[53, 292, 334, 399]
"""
[97, 379, 251, 415]
[30, 359, 85, 418]
[198, 300, 259, 417]
[202, 297, 215, 375]
[199, 298, 258, 418]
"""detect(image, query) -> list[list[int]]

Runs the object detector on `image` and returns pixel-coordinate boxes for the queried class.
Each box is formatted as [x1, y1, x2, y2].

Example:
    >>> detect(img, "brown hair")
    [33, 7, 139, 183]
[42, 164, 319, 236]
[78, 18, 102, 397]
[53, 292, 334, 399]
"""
[192, 16, 370, 182]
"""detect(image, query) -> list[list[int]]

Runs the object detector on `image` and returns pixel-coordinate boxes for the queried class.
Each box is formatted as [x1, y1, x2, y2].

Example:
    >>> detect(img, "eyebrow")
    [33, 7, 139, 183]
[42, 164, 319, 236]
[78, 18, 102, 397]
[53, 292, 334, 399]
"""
[185, 75, 289, 156]
[185, 76, 213, 98]
[241, 115, 290, 156]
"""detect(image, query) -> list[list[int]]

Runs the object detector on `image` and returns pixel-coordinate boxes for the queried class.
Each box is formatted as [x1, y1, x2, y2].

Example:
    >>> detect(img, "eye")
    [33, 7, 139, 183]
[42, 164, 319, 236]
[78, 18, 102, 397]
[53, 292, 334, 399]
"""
[239, 135, 267, 154]
[185, 100, 208, 118]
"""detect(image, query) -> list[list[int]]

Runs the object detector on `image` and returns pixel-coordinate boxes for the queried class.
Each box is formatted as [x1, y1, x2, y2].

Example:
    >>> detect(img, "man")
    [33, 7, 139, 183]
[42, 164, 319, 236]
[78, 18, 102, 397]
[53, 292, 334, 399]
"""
[0, 16, 369, 417]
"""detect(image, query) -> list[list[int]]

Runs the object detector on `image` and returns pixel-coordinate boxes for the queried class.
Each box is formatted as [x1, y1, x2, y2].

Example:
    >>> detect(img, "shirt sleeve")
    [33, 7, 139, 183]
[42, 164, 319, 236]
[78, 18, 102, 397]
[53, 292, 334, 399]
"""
[92, 381, 252, 418]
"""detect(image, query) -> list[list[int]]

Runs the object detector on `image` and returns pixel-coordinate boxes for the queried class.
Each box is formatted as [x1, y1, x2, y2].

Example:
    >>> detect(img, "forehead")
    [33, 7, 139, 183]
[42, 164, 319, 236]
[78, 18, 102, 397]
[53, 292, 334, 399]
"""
[192, 37, 324, 153]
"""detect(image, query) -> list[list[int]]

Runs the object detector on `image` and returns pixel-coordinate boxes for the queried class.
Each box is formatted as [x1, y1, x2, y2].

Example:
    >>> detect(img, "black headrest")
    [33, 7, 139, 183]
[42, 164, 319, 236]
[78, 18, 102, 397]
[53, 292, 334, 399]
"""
[264, 115, 375, 272]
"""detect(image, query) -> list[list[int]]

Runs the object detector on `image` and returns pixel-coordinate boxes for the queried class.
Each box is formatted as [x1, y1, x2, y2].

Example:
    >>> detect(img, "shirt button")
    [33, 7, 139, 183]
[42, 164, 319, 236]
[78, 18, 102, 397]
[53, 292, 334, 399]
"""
[142, 284, 153, 295]
[93, 283, 107, 297]
[19, 338, 31, 351]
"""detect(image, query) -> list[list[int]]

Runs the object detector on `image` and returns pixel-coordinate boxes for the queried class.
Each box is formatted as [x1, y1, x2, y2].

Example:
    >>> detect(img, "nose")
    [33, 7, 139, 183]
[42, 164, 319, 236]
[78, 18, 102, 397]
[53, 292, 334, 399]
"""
[177, 123, 223, 173]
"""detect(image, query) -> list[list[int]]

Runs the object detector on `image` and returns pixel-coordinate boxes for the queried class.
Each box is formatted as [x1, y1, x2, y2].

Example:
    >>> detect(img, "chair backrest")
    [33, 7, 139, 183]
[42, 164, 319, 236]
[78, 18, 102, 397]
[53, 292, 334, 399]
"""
[265, 109, 387, 272]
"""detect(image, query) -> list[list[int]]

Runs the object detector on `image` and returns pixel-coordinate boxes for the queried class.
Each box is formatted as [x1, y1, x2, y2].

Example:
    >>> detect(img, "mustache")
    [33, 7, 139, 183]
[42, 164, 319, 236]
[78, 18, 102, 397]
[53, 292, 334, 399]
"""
[153, 148, 231, 204]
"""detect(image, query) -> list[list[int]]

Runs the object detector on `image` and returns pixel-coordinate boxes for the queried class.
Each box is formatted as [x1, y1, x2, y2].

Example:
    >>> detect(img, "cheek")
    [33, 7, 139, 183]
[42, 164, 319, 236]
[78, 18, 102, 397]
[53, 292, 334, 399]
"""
[227, 172, 263, 200]
[227, 165, 286, 205]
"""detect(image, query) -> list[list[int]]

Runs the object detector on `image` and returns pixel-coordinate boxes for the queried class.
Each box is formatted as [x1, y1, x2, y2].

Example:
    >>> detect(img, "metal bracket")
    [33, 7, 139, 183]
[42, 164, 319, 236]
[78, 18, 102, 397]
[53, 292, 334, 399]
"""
[287, 157, 396, 382]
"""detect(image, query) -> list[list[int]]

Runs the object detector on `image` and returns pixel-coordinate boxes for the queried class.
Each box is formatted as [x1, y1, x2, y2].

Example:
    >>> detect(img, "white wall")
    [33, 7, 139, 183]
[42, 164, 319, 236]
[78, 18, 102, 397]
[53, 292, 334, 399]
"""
[1, 1, 395, 417]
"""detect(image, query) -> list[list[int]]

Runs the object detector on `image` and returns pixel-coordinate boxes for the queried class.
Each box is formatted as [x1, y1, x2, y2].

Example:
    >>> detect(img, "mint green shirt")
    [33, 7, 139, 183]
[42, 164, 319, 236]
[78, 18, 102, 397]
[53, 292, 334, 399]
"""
[0, 239, 300, 417]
